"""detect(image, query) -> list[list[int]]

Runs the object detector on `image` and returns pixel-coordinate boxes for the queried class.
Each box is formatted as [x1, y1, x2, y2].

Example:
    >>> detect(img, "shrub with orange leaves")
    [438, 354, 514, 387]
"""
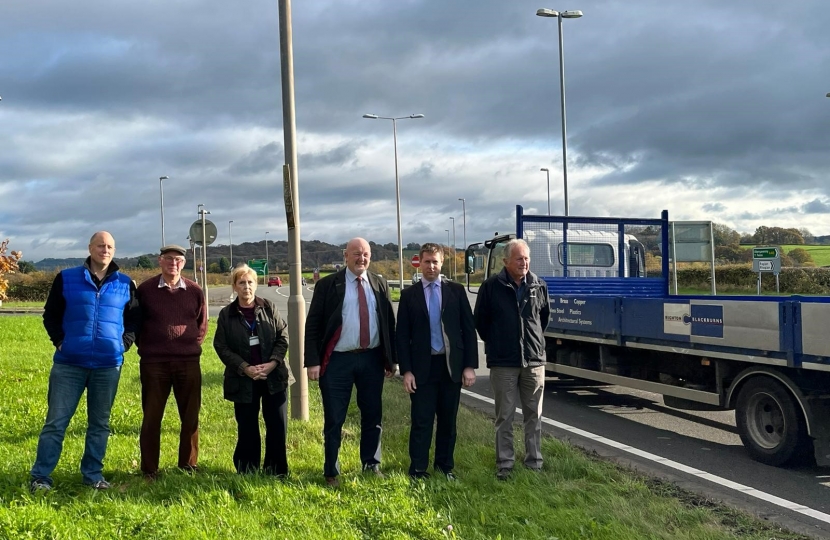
[0, 239, 22, 302]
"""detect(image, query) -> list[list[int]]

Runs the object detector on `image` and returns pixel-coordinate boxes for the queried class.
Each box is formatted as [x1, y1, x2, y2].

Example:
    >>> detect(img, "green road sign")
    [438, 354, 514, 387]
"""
[752, 248, 778, 259]
[248, 259, 268, 276]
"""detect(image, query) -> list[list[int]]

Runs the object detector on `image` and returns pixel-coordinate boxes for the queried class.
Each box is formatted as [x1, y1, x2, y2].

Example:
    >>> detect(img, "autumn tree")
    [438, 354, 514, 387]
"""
[0, 239, 22, 302]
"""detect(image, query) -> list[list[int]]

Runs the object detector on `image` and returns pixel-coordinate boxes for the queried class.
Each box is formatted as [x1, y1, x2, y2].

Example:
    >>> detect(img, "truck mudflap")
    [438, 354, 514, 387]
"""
[806, 395, 830, 467]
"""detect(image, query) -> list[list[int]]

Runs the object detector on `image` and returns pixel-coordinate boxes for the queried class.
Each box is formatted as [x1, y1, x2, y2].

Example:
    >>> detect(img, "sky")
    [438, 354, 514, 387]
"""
[1, 0, 829, 262]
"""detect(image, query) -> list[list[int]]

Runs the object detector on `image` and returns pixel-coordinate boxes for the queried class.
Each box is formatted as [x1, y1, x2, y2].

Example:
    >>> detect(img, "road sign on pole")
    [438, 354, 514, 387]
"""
[411, 254, 420, 268]
[248, 259, 268, 276]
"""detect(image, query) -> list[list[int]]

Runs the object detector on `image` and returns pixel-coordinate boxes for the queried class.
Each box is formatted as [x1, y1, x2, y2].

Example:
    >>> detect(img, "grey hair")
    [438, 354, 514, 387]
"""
[502, 238, 529, 260]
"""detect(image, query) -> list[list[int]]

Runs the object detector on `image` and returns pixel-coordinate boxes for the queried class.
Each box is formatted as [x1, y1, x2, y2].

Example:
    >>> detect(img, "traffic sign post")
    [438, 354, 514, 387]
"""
[248, 259, 268, 277]
[751, 247, 781, 295]
[411, 254, 420, 268]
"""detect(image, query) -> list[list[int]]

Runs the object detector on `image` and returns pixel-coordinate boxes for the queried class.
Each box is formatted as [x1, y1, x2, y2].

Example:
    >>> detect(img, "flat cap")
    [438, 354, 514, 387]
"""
[160, 244, 187, 256]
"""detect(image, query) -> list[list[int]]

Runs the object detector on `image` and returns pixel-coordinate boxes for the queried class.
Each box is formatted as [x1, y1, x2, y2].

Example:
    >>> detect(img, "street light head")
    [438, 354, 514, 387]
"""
[363, 114, 379, 119]
[540, 168, 549, 172]
[410, 114, 425, 119]
[561, 10, 583, 18]
[826, 92, 830, 98]
[159, 175, 169, 180]
[536, 8, 558, 17]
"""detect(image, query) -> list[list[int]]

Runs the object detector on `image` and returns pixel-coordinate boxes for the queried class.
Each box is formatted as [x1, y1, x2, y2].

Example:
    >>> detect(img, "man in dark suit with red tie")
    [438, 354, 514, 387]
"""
[396, 243, 478, 480]
[304, 237, 397, 487]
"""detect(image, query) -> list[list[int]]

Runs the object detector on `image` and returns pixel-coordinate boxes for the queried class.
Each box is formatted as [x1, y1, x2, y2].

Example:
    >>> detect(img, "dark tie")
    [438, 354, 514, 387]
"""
[357, 276, 370, 349]
[429, 281, 443, 352]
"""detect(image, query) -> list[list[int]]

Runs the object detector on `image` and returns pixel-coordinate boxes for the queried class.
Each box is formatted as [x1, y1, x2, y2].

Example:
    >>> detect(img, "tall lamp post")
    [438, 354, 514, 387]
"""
[537, 8, 582, 217]
[264, 231, 270, 286]
[363, 112, 425, 288]
[197, 204, 210, 311]
[540, 168, 551, 215]
[458, 198, 467, 250]
[228, 220, 234, 268]
[449, 216, 456, 280]
[159, 176, 169, 246]
[445, 229, 450, 263]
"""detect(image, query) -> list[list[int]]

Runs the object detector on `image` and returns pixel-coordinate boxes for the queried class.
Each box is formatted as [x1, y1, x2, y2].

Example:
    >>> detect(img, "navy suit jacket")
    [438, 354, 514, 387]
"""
[396, 278, 478, 385]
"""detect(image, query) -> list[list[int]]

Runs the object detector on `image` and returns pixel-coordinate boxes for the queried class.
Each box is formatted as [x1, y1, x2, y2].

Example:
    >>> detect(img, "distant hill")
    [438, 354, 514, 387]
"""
[33, 239, 405, 272]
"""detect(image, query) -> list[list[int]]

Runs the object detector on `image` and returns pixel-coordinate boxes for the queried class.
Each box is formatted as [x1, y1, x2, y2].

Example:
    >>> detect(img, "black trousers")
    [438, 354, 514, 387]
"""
[319, 348, 384, 477]
[232, 380, 288, 475]
[408, 354, 462, 475]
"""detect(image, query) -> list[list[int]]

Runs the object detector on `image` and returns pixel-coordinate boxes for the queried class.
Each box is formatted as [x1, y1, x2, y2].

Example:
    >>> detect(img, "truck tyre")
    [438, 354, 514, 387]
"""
[735, 377, 807, 466]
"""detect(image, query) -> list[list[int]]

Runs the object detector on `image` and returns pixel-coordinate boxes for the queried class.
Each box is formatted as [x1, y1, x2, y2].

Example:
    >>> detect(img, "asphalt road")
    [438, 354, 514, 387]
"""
[235, 282, 830, 538]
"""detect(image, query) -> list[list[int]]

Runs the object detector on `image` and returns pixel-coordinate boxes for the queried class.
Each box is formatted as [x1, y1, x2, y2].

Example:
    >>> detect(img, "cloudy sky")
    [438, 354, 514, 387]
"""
[1, 0, 829, 262]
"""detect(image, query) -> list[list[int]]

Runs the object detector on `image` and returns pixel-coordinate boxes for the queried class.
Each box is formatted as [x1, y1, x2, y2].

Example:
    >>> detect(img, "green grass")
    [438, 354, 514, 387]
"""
[0, 300, 43, 308]
[0, 317, 809, 540]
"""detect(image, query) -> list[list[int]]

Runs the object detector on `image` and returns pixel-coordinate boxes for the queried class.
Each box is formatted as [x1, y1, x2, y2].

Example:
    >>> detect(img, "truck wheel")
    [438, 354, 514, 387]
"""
[735, 377, 807, 466]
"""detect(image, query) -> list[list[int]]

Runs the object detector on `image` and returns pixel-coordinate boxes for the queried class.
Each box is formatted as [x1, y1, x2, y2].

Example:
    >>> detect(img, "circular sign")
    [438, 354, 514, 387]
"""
[189, 220, 218, 246]
[411, 254, 421, 268]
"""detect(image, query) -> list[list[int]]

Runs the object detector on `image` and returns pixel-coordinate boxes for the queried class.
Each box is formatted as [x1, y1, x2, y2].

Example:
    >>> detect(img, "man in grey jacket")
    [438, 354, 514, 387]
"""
[474, 238, 550, 480]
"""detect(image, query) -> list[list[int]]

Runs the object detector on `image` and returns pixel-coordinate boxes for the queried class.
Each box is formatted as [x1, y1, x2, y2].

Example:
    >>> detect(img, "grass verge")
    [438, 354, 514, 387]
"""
[0, 316, 810, 540]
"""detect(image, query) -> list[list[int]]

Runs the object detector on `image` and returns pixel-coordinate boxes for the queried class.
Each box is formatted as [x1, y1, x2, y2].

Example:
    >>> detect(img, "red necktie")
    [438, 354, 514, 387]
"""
[357, 276, 370, 349]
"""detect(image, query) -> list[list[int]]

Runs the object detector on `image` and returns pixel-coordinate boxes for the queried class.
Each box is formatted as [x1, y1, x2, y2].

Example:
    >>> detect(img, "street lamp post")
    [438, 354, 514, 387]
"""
[159, 176, 169, 246]
[363, 113, 425, 288]
[540, 168, 551, 215]
[264, 231, 270, 286]
[228, 220, 234, 268]
[449, 216, 456, 280]
[537, 8, 582, 217]
[458, 198, 467, 250]
[445, 229, 450, 262]
[198, 205, 211, 312]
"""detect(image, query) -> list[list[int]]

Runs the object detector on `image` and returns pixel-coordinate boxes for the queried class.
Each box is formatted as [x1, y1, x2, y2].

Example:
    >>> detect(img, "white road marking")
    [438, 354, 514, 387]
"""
[461, 388, 830, 525]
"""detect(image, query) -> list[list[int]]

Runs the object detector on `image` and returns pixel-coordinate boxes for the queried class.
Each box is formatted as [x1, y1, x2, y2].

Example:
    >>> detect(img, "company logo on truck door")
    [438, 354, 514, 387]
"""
[663, 303, 724, 338]
[688, 304, 724, 338]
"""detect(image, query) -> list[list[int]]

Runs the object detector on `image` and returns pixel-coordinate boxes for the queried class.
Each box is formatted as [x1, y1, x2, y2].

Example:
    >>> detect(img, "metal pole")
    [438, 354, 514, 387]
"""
[392, 118, 404, 289]
[278, 0, 308, 421]
[265, 231, 269, 286]
[445, 229, 450, 253]
[229, 220, 234, 268]
[671, 223, 678, 295]
[459, 197, 467, 286]
[450, 216, 456, 280]
[709, 221, 716, 295]
[557, 14, 570, 217]
[159, 176, 168, 246]
[200, 207, 209, 313]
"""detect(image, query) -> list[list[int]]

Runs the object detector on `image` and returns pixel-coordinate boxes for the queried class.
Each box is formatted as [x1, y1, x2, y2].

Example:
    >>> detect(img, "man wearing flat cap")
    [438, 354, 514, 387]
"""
[135, 245, 207, 479]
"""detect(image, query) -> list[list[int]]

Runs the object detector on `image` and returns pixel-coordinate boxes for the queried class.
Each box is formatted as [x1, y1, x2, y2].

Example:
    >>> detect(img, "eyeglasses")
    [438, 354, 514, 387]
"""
[161, 256, 186, 264]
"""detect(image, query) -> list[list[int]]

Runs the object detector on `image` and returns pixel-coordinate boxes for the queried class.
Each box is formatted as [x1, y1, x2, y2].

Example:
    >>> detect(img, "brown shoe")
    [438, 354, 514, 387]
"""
[325, 476, 340, 488]
[362, 464, 385, 478]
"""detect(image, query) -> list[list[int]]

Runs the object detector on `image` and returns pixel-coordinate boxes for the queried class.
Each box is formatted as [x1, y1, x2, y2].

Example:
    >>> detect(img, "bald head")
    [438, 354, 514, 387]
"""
[88, 231, 115, 271]
[344, 237, 371, 275]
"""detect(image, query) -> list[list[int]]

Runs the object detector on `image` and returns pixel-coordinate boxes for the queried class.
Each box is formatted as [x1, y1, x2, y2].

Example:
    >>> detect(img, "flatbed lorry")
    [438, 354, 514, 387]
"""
[465, 206, 830, 467]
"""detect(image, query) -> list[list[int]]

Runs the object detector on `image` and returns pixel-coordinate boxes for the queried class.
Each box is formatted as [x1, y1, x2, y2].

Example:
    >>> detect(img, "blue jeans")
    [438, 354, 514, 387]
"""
[30, 363, 122, 485]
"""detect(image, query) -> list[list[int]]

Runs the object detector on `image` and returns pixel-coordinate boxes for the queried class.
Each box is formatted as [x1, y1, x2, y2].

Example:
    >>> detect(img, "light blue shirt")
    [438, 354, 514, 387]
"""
[423, 277, 445, 354]
[335, 268, 380, 351]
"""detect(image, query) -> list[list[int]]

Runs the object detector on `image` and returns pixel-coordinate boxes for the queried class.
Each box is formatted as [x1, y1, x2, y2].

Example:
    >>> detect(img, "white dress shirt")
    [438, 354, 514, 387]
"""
[334, 268, 380, 351]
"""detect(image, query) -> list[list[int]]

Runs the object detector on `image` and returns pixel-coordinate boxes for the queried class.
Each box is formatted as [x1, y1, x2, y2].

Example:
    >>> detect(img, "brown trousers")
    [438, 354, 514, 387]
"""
[139, 362, 201, 475]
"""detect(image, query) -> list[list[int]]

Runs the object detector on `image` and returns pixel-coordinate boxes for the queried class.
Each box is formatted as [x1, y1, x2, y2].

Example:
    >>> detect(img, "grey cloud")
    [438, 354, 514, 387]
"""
[803, 199, 830, 214]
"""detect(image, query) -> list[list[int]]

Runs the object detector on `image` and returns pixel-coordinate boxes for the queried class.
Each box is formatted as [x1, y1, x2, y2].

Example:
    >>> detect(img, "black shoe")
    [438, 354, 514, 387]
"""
[85, 479, 111, 490]
[362, 463, 385, 478]
[325, 476, 340, 488]
[409, 471, 431, 480]
[496, 468, 512, 481]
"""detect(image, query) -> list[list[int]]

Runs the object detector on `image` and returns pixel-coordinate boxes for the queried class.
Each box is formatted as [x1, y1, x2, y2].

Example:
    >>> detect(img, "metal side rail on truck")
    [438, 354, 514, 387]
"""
[464, 205, 830, 467]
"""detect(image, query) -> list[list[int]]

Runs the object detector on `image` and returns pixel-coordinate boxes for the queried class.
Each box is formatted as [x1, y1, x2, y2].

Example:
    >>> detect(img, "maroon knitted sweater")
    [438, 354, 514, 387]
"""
[136, 275, 207, 363]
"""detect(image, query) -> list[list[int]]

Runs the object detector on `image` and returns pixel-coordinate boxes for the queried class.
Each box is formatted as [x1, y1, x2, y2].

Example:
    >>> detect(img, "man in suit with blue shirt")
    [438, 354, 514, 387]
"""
[396, 243, 478, 480]
[304, 237, 397, 487]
